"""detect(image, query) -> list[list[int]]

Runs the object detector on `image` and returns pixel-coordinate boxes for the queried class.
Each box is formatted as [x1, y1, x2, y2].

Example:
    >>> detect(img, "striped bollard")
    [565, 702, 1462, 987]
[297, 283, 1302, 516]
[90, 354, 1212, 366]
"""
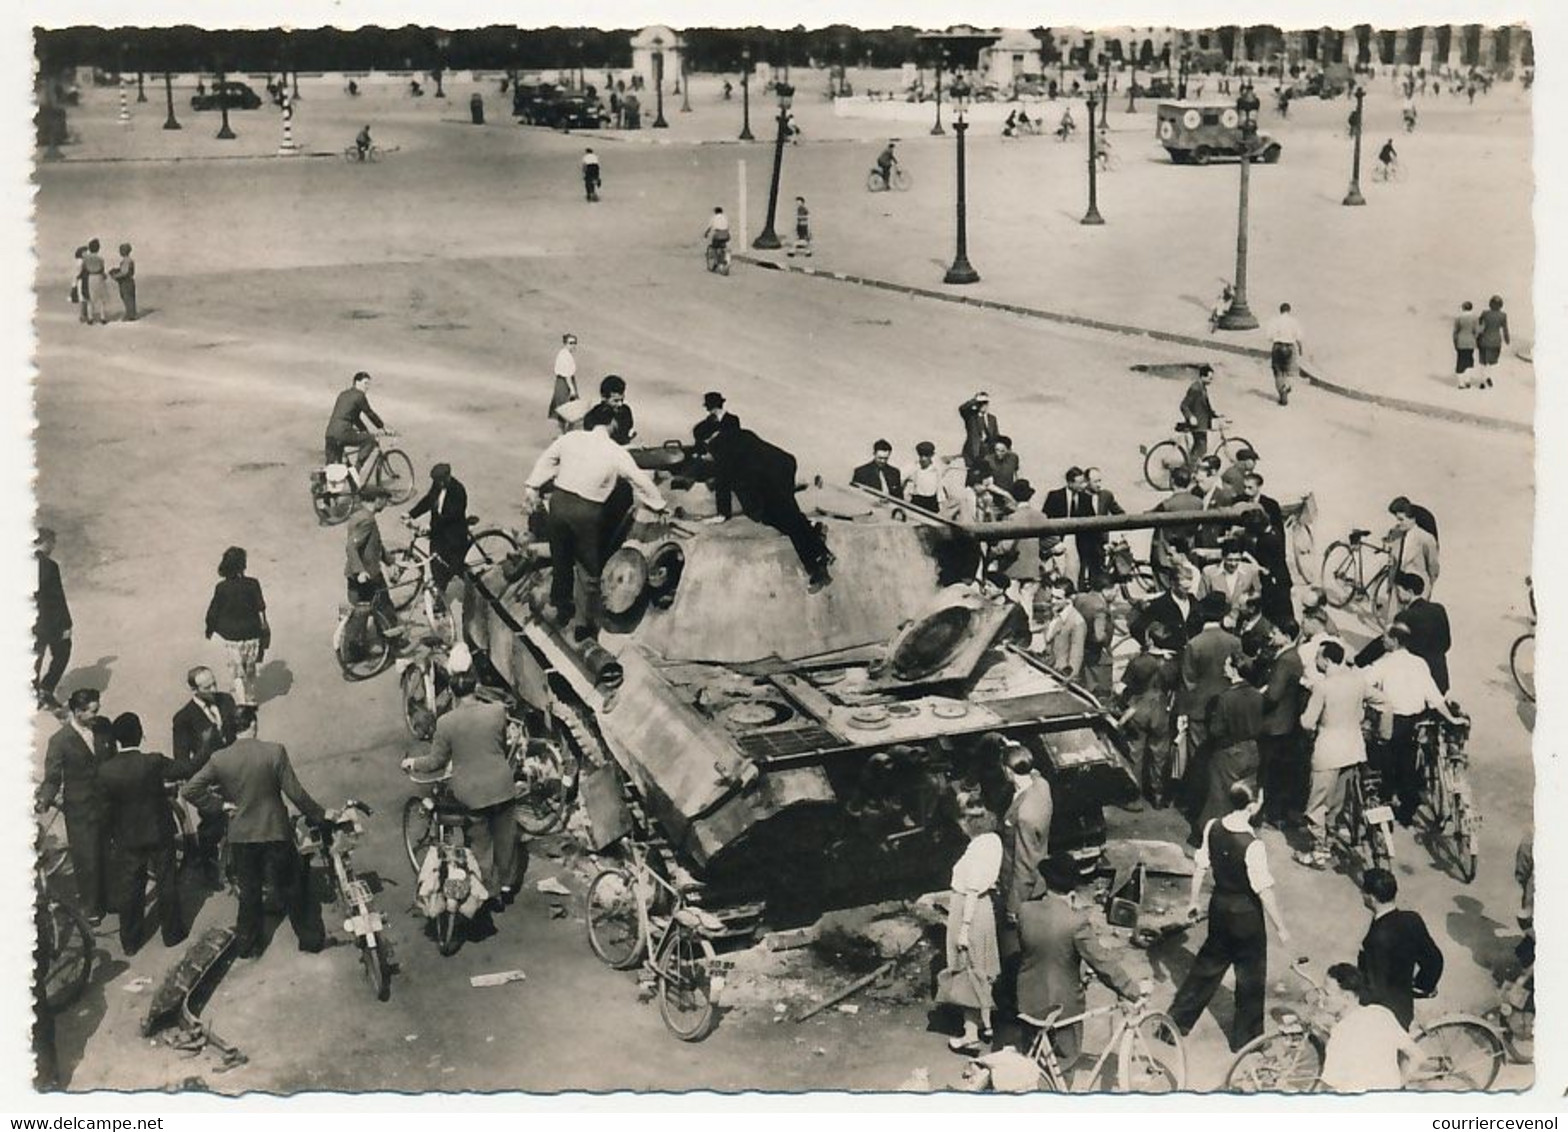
[277, 93, 300, 155]
[118, 76, 130, 126]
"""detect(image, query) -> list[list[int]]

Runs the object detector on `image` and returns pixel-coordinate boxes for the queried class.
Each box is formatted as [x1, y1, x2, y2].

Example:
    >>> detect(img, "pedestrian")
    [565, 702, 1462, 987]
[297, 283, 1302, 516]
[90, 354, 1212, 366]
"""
[1040, 577, 1087, 681]
[524, 403, 670, 637]
[181, 708, 327, 958]
[1042, 467, 1089, 584]
[1295, 641, 1370, 868]
[1390, 573, 1451, 692]
[1357, 868, 1444, 1030]
[1221, 448, 1259, 501]
[1074, 573, 1119, 699]
[549, 332, 582, 433]
[996, 740, 1053, 934]
[36, 688, 112, 924]
[1475, 295, 1510, 386]
[402, 671, 521, 906]
[406, 462, 470, 601]
[581, 147, 601, 202]
[1179, 364, 1218, 465]
[204, 546, 270, 709]
[1192, 653, 1265, 840]
[903, 441, 947, 514]
[1318, 964, 1428, 1092]
[1117, 622, 1179, 808]
[994, 481, 1043, 617]
[788, 196, 812, 257]
[1201, 539, 1264, 615]
[1362, 622, 1466, 826]
[1385, 498, 1440, 615]
[1257, 618, 1307, 826]
[959, 392, 1000, 469]
[33, 528, 72, 711]
[851, 439, 904, 497]
[1452, 300, 1480, 386]
[99, 712, 190, 954]
[703, 424, 835, 591]
[1168, 781, 1291, 1052]
[1131, 566, 1202, 648]
[71, 246, 88, 324]
[1176, 594, 1243, 801]
[938, 805, 1003, 1055]
[80, 239, 109, 325]
[170, 664, 241, 885]
[109, 242, 136, 321]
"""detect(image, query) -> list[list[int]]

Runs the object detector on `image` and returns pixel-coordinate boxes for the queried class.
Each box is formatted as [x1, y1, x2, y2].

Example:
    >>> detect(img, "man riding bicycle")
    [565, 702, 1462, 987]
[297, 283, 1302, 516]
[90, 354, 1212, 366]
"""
[345, 485, 402, 643]
[703, 206, 731, 257]
[1377, 138, 1398, 176]
[875, 141, 898, 188]
[324, 370, 388, 466]
[1056, 107, 1076, 139]
[354, 124, 372, 161]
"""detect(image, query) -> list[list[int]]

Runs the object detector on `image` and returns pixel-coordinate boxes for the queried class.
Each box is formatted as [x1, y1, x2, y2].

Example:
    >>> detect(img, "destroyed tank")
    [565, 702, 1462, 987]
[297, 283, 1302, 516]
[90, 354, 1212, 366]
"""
[465, 443, 1260, 919]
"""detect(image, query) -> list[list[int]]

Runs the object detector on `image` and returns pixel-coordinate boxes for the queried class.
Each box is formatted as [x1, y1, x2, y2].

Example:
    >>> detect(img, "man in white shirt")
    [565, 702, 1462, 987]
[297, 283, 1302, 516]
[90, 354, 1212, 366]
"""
[524, 404, 667, 639]
[1264, 301, 1304, 406]
[1363, 622, 1465, 826]
[1296, 640, 1375, 868]
[549, 333, 580, 433]
[1319, 963, 1427, 1092]
[581, 148, 601, 202]
[1201, 540, 1263, 614]
[703, 206, 731, 249]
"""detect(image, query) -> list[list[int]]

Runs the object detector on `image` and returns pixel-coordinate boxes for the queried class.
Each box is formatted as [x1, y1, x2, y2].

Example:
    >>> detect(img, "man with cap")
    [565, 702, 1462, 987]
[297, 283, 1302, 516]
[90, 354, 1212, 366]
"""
[704, 424, 835, 592]
[406, 463, 469, 596]
[1179, 364, 1220, 466]
[959, 392, 999, 469]
[1221, 448, 1259, 500]
[692, 392, 741, 516]
[903, 441, 946, 514]
[99, 712, 192, 953]
[525, 403, 669, 638]
[851, 439, 904, 498]
[345, 485, 403, 643]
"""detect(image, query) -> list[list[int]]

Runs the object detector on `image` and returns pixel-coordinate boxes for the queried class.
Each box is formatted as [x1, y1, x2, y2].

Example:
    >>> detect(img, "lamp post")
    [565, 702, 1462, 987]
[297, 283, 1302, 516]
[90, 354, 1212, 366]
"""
[931, 49, 947, 135]
[753, 82, 794, 249]
[1343, 81, 1367, 205]
[1178, 50, 1190, 99]
[680, 42, 691, 112]
[943, 81, 979, 285]
[162, 70, 180, 129]
[215, 63, 236, 139]
[571, 35, 583, 91]
[1216, 81, 1262, 330]
[652, 46, 668, 127]
[1127, 62, 1138, 112]
[137, 69, 146, 102]
[1082, 66, 1105, 225]
[1099, 61, 1110, 127]
[739, 45, 754, 139]
[435, 33, 450, 97]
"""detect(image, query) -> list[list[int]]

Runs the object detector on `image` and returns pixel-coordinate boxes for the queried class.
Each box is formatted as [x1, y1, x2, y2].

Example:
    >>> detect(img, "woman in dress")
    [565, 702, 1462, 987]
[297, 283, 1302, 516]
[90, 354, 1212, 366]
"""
[1475, 295, 1510, 388]
[939, 806, 1003, 1055]
[204, 546, 269, 708]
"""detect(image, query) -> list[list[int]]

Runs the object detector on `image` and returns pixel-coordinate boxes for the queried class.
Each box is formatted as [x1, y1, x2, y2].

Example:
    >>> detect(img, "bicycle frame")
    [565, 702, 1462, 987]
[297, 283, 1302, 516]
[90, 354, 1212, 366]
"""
[1027, 999, 1171, 1092]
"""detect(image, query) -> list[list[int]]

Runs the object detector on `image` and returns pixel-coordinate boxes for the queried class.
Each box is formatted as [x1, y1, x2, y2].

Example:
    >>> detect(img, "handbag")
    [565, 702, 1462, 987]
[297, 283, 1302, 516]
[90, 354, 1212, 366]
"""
[936, 964, 988, 1010]
[69, 284, 79, 304]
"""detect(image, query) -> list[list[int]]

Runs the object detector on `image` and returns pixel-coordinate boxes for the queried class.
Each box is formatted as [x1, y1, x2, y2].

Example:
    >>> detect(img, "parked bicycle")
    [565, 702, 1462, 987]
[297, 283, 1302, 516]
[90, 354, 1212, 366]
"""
[1320, 527, 1392, 625]
[1414, 712, 1479, 882]
[1020, 986, 1186, 1092]
[35, 809, 93, 1013]
[1140, 418, 1255, 491]
[310, 432, 415, 526]
[295, 800, 392, 1000]
[1509, 577, 1534, 704]
[865, 166, 913, 192]
[585, 837, 730, 1041]
[1299, 761, 1394, 875]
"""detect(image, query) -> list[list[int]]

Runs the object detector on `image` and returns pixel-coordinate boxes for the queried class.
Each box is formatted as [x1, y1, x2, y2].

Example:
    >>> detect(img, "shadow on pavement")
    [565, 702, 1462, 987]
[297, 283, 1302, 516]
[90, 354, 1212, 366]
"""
[53, 939, 128, 1091]
[1444, 894, 1513, 971]
[255, 659, 294, 705]
[59, 654, 118, 698]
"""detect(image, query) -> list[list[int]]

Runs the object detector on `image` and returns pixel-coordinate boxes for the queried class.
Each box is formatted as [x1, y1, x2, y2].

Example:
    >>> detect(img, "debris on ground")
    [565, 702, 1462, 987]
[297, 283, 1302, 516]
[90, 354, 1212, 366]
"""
[897, 1067, 932, 1092]
[469, 970, 527, 988]
[535, 877, 572, 896]
[835, 1004, 860, 1016]
[549, 904, 568, 919]
[123, 976, 153, 993]
[764, 926, 819, 952]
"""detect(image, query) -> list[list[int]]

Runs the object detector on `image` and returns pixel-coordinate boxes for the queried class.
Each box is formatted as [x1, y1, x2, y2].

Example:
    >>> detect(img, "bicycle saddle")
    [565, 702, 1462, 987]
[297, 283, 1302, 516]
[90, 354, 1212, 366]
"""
[1173, 422, 1192, 432]
[1350, 527, 1371, 540]
[1016, 1007, 1065, 1030]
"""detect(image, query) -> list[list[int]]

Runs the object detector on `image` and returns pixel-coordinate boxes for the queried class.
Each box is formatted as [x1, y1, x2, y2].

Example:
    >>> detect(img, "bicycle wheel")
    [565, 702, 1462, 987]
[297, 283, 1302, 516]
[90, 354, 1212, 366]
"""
[891, 167, 912, 191]
[515, 730, 575, 836]
[1453, 790, 1478, 883]
[1119, 1012, 1186, 1092]
[1224, 1030, 1324, 1093]
[373, 448, 416, 504]
[1288, 516, 1317, 584]
[401, 663, 437, 741]
[865, 170, 885, 192]
[718, 252, 731, 276]
[337, 607, 392, 681]
[1366, 569, 1392, 626]
[658, 927, 719, 1041]
[385, 549, 422, 611]
[312, 487, 354, 526]
[436, 908, 462, 957]
[1510, 632, 1535, 703]
[42, 899, 93, 1012]
[362, 937, 392, 1002]
[1411, 1018, 1504, 1090]
[1216, 435, 1254, 465]
[1142, 440, 1186, 491]
[1320, 542, 1359, 608]
[401, 796, 436, 876]
[704, 246, 719, 272]
[585, 867, 647, 969]
[1423, 737, 1448, 827]
[466, 529, 519, 575]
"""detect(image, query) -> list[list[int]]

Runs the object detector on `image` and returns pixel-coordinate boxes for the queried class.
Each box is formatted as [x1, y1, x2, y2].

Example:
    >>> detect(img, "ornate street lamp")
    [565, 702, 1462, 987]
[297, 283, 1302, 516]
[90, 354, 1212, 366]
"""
[753, 82, 794, 249]
[652, 43, 669, 128]
[1128, 61, 1138, 112]
[1343, 80, 1367, 205]
[931, 48, 947, 135]
[571, 35, 584, 91]
[435, 33, 450, 97]
[162, 70, 180, 129]
[739, 44, 754, 140]
[1098, 55, 1110, 128]
[215, 62, 236, 139]
[137, 69, 147, 102]
[943, 77, 979, 284]
[1216, 81, 1262, 330]
[1082, 66, 1105, 225]
[1178, 50, 1190, 100]
[681, 41, 691, 112]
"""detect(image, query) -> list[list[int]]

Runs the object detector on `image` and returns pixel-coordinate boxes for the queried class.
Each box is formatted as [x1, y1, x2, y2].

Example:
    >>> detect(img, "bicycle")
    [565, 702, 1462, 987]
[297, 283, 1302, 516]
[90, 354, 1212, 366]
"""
[1414, 714, 1479, 882]
[1509, 577, 1534, 703]
[400, 768, 489, 956]
[1225, 957, 1334, 1092]
[333, 578, 403, 682]
[1320, 528, 1392, 625]
[35, 810, 94, 1013]
[295, 800, 392, 1001]
[1095, 146, 1122, 172]
[1020, 991, 1186, 1092]
[866, 166, 912, 192]
[343, 143, 381, 162]
[310, 433, 415, 526]
[1334, 761, 1397, 874]
[585, 837, 730, 1041]
[1410, 1011, 1507, 1090]
[1140, 418, 1255, 491]
[703, 239, 731, 276]
[1372, 158, 1403, 182]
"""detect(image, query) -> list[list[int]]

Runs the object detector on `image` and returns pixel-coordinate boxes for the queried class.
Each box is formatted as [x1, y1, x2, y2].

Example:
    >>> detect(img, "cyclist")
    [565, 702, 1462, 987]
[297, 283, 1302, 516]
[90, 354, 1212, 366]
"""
[703, 206, 731, 265]
[324, 370, 387, 467]
[1016, 107, 1034, 134]
[1003, 109, 1018, 138]
[1376, 137, 1398, 178]
[1096, 125, 1114, 166]
[1318, 964, 1428, 1093]
[344, 485, 403, 645]
[874, 140, 898, 188]
[1178, 363, 1219, 466]
[354, 124, 372, 161]
[1401, 96, 1417, 132]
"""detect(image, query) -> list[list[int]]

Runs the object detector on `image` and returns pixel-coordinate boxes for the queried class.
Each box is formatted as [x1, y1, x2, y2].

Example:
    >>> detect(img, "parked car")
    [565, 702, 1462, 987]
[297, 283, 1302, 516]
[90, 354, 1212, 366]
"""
[512, 81, 560, 122]
[190, 81, 263, 111]
[1155, 101, 1283, 165]
[532, 92, 606, 130]
[1132, 76, 1176, 98]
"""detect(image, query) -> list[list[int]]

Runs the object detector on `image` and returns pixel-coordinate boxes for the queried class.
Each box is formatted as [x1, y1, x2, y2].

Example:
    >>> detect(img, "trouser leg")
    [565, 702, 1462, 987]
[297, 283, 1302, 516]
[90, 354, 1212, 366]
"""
[63, 810, 107, 919]
[1169, 926, 1232, 1033]
[114, 846, 150, 953]
[271, 842, 325, 952]
[232, 842, 267, 955]
[153, 842, 185, 946]
[486, 801, 520, 892]
[1230, 921, 1268, 1049]
[36, 632, 71, 697]
[1390, 715, 1421, 820]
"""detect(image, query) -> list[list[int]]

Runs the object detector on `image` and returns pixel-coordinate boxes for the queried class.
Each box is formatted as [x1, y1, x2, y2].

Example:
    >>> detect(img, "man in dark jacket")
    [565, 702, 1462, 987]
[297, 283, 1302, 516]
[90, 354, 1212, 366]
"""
[181, 707, 326, 957]
[323, 370, 386, 464]
[850, 439, 904, 498]
[33, 528, 72, 711]
[171, 665, 239, 769]
[958, 392, 999, 467]
[706, 425, 833, 591]
[1179, 363, 1219, 465]
[1257, 619, 1306, 826]
[99, 712, 192, 953]
[1357, 868, 1443, 1029]
[406, 462, 470, 593]
[36, 688, 111, 922]
[1392, 574, 1452, 693]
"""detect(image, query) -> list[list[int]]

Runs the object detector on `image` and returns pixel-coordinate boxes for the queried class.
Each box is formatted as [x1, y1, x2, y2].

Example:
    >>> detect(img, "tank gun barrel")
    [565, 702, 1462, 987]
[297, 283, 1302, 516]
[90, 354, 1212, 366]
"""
[959, 502, 1265, 542]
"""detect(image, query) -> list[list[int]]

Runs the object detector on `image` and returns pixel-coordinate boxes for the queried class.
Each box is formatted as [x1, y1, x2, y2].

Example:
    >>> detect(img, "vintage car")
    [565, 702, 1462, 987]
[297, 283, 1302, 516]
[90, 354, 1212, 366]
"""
[190, 81, 263, 111]
[1156, 101, 1283, 164]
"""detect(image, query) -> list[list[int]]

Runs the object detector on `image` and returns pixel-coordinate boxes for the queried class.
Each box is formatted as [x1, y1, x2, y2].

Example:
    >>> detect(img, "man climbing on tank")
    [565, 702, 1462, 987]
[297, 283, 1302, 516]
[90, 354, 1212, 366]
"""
[703, 420, 835, 593]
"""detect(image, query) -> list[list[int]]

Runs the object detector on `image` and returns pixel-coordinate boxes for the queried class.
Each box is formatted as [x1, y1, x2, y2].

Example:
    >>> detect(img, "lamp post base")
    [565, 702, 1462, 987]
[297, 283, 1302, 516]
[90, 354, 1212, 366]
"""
[1216, 301, 1259, 331]
[752, 229, 782, 250]
[163, 116, 181, 130]
[1080, 207, 1105, 226]
[739, 126, 754, 140]
[653, 116, 668, 128]
[217, 124, 236, 140]
[930, 122, 945, 135]
[1342, 183, 1366, 206]
[943, 257, 980, 284]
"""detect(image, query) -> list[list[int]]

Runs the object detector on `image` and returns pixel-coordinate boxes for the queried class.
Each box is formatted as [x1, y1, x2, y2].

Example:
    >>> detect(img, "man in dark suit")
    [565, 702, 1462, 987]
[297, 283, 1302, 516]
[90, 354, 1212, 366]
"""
[1257, 619, 1306, 826]
[406, 462, 470, 593]
[998, 744, 1053, 930]
[1041, 466, 1086, 520]
[850, 439, 904, 498]
[1357, 868, 1443, 1030]
[181, 707, 326, 957]
[1239, 473, 1294, 628]
[1178, 363, 1218, 465]
[958, 392, 999, 467]
[692, 392, 740, 515]
[1177, 595, 1243, 812]
[33, 528, 72, 711]
[35, 688, 111, 922]
[1017, 857, 1143, 1061]
[1392, 574, 1452, 693]
[172, 665, 239, 769]
[706, 425, 833, 591]
[1132, 587, 1203, 650]
[1072, 467, 1126, 586]
[99, 713, 192, 953]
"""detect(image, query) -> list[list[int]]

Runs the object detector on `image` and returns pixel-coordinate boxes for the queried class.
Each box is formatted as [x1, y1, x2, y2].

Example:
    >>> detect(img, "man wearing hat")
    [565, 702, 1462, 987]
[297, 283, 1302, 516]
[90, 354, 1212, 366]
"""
[345, 485, 402, 642]
[704, 424, 835, 592]
[692, 392, 741, 517]
[99, 712, 191, 953]
[851, 439, 904, 498]
[902, 441, 946, 513]
[1221, 448, 1260, 500]
[406, 463, 469, 595]
[959, 392, 999, 469]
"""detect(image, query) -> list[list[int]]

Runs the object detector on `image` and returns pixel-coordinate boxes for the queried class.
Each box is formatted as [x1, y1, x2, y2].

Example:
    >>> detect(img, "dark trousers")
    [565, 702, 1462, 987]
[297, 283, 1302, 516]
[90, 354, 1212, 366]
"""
[1125, 708, 1173, 806]
[116, 278, 137, 321]
[467, 800, 521, 893]
[63, 808, 108, 919]
[347, 576, 399, 635]
[1192, 742, 1259, 841]
[231, 841, 324, 957]
[1170, 895, 1267, 1051]
[1455, 347, 1474, 375]
[323, 429, 372, 465]
[112, 841, 185, 953]
[1188, 429, 1209, 466]
[584, 174, 600, 201]
[546, 489, 607, 626]
[1257, 731, 1307, 821]
[1377, 714, 1423, 821]
[752, 487, 828, 575]
[33, 631, 71, 698]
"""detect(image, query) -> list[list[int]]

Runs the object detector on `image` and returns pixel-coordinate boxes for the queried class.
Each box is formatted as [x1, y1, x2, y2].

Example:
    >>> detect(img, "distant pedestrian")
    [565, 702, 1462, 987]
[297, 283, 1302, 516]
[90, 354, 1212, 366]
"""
[549, 332, 581, 431]
[80, 239, 108, 325]
[1475, 295, 1510, 387]
[71, 246, 88, 323]
[1264, 302, 1304, 406]
[1452, 300, 1480, 387]
[959, 392, 1000, 468]
[109, 242, 136, 321]
[788, 196, 812, 257]
[204, 546, 270, 709]
[33, 527, 72, 712]
[581, 148, 601, 202]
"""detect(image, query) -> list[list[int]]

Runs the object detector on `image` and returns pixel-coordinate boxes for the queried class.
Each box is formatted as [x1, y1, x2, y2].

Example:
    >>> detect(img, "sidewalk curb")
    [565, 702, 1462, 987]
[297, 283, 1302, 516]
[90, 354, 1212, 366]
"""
[566, 129, 861, 147]
[735, 254, 1532, 437]
[42, 150, 340, 165]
